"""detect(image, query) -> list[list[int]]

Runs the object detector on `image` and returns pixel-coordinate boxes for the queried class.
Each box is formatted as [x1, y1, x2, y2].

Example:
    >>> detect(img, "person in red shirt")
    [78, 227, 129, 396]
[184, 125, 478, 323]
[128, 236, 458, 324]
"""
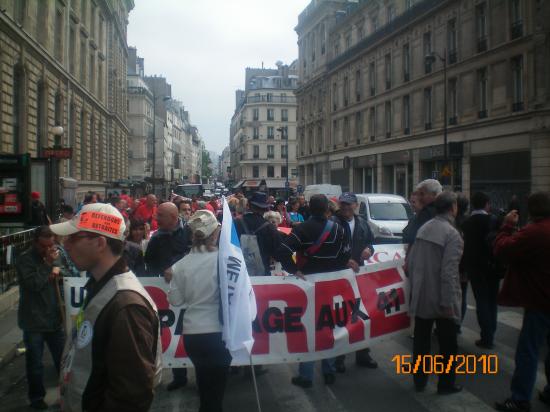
[120, 190, 134, 210]
[133, 194, 158, 231]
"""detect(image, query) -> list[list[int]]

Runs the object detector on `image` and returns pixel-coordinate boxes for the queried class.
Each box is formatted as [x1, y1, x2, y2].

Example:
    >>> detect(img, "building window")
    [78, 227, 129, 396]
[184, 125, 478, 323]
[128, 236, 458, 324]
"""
[372, 17, 378, 32]
[267, 145, 274, 159]
[267, 93, 273, 102]
[253, 145, 259, 159]
[355, 112, 362, 143]
[447, 18, 457, 64]
[386, 5, 395, 24]
[89, 53, 95, 94]
[69, 102, 76, 174]
[267, 126, 274, 139]
[403, 43, 410, 82]
[317, 126, 323, 151]
[90, 117, 96, 179]
[91, 2, 96, 39]
[281, 126, 288, 139]
[424, 88, 432, 129]
[253, 127, 259, 139]
[403, 95, 410, 135]
[253, 108, 259, 121]
[36, 83, 45, 156]
[510, 0, 523, 39]
[54, 7, 64, 62]
[252, 166, 259, 178]
[98, 61, 103, 101]
[69, 25, 76, 74]
[355, 69, 362, 102]
[81, 0, 88, 26]
[54, 92, 63, 127]
[423, 32, 432, 73]
[15, 0, 26, 25]
[99, 14, 105, 50]
[385, 101, 392, 138]
[512, 56, 524, 112]
[476, 2, 488, 52]
[384, 53, 392, 90]
[80, 111, 87, 179]
[281, 165, 288, 178]
[332, 82, 338, 111]
[369, 107, 376, 141]
[449, 78, 458, 124]
[282, 145, 288, 159]
[343, 76, 349, 106]
[369, 61, 375, 96]
[345, 34, 351, 50]
[37, 0, 48, 45]
[267, 109, 274, 121]
[343, 116, 349, 146]
[478, 68, 488, 118]
[12, 67, 24, 153]
[80, 39, 87, 84]
[281, 109, 288, 121]
[267, 166, 274, 178]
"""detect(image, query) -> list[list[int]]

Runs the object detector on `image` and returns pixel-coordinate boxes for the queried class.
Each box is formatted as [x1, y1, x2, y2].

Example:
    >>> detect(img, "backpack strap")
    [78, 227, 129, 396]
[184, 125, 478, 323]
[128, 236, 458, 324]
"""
[253, 221, 271, 235]
[304, 220, 334, 257]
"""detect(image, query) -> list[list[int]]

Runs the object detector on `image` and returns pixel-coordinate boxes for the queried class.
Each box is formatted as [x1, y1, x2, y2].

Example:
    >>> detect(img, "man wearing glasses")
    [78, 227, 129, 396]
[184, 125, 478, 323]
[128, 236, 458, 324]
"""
[50, 203, 162, 412]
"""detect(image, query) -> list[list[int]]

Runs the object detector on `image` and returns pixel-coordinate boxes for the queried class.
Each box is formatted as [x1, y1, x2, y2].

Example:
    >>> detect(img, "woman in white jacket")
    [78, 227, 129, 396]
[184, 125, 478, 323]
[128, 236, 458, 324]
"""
[168, 210, 231, 412]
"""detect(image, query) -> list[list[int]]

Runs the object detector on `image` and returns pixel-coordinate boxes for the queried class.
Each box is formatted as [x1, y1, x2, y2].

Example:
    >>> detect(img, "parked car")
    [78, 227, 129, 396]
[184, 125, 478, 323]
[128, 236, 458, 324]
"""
[355, 194, 412, 244]
[303, 184, 342, 201]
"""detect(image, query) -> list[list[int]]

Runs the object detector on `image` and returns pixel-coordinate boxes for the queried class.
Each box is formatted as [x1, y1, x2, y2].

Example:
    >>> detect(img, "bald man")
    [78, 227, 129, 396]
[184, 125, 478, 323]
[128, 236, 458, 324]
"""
[144, 200, 192, 390]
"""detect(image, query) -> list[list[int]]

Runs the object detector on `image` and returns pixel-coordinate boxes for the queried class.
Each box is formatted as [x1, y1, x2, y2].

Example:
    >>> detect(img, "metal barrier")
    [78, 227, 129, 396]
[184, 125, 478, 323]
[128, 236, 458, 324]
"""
[0, 228, 37, 293]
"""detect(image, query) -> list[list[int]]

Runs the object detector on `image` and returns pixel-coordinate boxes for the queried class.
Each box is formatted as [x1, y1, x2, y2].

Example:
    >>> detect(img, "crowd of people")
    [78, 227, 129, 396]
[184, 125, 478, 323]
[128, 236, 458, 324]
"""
[13, 182, 550, 412]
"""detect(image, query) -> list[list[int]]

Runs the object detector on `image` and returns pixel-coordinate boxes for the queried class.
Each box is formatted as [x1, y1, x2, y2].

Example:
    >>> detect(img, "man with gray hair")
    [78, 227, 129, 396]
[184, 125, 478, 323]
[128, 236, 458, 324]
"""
[407, 191, 464, 395]
[403, 179, 443, 245]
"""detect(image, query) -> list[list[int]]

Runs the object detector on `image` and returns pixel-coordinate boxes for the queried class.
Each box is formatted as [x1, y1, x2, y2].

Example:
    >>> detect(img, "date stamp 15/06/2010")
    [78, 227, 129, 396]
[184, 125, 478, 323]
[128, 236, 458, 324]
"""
[391, 354, 498, 375]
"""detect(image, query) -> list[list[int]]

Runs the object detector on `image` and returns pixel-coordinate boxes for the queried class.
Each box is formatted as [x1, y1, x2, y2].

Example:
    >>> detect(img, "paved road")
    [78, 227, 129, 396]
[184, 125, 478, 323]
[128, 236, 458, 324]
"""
[1, 295, 549, 412]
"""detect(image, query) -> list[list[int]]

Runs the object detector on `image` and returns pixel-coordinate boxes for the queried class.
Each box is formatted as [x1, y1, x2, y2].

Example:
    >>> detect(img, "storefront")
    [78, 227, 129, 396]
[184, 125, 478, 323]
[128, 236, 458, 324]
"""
[352, 155, 377, 194]
[381, 150, 413, 198]
[419, 143, 463, 192]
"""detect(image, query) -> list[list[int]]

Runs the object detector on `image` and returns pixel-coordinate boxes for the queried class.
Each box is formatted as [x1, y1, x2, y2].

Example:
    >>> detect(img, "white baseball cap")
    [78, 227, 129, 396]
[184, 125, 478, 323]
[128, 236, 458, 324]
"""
[50, 203, 126, 241]
[188, 210, 219, 238]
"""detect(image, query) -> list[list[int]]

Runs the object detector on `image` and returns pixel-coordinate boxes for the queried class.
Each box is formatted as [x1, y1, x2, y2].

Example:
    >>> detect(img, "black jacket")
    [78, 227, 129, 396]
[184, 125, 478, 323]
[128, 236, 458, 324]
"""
[275, 215, 350, 275]
[235, 212, 281, 275]
[462, 213, 500, 277]
[335, 213, 375, 264]
[403, 202, 437, 245]
[144, 220, 191, 275]
[16, 247, 63, 332]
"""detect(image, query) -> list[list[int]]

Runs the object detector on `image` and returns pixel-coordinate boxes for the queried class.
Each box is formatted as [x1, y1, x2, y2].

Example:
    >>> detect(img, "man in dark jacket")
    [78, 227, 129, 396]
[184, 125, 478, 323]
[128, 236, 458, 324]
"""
[402, 179, 442, 245]
[494, 192, 550, 412]
[235, 192, 280, 276]
[16, 226, 65, 410]
[30, 192, 51, 226]
[334, 192, 377, 371]
[462, 192, 500, 349]
[144, 201, 191, 390]
[275, 194, 351, 388]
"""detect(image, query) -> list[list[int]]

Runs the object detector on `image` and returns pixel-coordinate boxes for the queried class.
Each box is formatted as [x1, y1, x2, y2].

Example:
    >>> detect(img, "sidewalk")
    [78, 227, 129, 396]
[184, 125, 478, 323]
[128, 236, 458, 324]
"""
[0, 287, 23, 370]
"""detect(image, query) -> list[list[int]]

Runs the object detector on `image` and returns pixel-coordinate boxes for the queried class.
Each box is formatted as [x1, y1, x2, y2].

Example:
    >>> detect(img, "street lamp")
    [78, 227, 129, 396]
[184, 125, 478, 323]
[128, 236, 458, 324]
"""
[425, 49, 448, 185]
[151, 94, 171, 195]
[277, 126, 289, 200]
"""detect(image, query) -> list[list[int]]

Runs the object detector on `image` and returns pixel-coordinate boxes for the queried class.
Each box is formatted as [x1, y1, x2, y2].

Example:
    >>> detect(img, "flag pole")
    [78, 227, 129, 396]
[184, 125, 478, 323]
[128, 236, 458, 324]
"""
[249, 355, 262, 412]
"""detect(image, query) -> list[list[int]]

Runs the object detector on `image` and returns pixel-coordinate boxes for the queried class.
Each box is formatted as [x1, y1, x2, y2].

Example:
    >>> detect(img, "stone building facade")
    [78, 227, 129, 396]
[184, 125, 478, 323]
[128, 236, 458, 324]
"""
[0, 0, 133, 199]
[296, 0, 550, 209]
[230, 62, 299, 195]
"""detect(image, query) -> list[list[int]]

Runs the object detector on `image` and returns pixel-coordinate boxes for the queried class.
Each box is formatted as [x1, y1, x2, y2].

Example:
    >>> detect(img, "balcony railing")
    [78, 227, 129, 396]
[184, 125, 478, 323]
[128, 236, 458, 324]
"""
[246, 95, 296, 104]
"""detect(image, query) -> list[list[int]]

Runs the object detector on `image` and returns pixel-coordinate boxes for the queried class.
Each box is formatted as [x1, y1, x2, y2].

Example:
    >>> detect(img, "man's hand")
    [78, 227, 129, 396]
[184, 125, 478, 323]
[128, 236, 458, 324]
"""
[347, 259, 359, 273]
[504, 210, 519, 227]
[44, 248, 59, 266]
[360, 247, 372, 262]
[294, 270, 306, 281]
[163, 268, 173, 283]
[48, 266, 61, 282]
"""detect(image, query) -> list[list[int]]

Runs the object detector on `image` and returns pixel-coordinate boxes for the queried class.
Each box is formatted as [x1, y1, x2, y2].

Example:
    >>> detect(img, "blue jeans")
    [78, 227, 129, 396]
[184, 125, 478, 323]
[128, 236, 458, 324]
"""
[23, 330, 65, 402]
[470, 274, 499, 344]
[298, 358, 335, 381]
[511, 310, 550, 401]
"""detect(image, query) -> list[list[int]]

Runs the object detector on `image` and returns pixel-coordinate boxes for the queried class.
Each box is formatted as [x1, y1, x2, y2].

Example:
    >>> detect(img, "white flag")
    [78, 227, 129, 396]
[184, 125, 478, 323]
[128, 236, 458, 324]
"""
[218, 197, 257, 362]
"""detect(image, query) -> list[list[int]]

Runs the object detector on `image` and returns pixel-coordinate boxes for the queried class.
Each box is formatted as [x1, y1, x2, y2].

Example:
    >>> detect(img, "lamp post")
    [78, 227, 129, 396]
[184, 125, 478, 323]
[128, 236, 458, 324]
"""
[425, 49, 448, 185]
[277, 126, 289, 200]
[151, 94, 171, 195]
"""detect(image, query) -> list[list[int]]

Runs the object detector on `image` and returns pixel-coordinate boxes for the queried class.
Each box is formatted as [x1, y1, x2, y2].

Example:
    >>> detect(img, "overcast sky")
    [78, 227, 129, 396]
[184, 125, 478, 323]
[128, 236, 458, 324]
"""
[127, 0, 310, 155]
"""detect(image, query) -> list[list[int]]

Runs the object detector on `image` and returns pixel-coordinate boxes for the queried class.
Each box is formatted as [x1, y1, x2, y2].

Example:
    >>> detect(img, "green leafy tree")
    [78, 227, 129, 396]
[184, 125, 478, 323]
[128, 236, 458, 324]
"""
[202, 149, 213, 180]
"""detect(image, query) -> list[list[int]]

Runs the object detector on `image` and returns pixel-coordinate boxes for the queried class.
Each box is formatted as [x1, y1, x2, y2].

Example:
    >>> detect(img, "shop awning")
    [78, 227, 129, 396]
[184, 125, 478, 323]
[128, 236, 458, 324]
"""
[232, 180, 245, 189]
[242, 180, 261, 188]
[264, 179, 287, 188]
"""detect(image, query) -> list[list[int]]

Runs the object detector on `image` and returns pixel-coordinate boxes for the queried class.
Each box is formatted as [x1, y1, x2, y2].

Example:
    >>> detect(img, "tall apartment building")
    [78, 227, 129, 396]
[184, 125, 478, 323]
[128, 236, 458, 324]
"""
[0, 0, 134, 200]
[220, 145, 231, 183]
[296, 0, 550, 210]
[230, 62, 299, 195]
[127, 47, 153, 186]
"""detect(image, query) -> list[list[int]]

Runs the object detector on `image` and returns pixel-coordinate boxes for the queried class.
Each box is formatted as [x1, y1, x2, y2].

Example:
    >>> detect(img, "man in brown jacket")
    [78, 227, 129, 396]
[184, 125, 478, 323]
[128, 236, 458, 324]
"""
[51, 203, 162, 412]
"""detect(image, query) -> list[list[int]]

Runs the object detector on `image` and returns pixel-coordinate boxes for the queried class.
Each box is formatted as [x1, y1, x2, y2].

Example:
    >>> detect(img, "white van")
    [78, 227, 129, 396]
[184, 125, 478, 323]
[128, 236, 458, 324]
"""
[355, 194, 412, 244]
[303, 184, 342, 201]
